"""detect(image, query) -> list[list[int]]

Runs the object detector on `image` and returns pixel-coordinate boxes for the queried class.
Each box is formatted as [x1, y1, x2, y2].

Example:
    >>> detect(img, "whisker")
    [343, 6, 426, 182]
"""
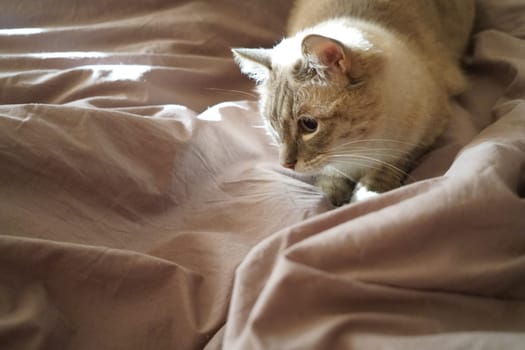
[329, 159, 388, 175]
[328, 155, 415, 181]
[206, 87, 258, 99]
[333, 156, 409, 177]
[331, 138, 425, 150]
[327, 166, 359, 183]
[325, 149, 414, 161]
[327, 147, 409, 154]
[325, 147, 410, 155]
[289, 190, 324, 198]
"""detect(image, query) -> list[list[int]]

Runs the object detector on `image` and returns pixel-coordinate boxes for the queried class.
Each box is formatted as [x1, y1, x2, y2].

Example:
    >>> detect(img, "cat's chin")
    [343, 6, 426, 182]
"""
[293, 160, 323, 175]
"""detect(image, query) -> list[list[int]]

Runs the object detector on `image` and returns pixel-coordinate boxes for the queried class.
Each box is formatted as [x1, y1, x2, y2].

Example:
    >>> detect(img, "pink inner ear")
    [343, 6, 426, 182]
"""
[320, 43, 344, 67]
[303, 35, 349, 73]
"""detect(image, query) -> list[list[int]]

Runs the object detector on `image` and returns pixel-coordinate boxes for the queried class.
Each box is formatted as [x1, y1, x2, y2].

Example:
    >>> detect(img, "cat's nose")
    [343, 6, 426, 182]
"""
[281, 161, 296, 170]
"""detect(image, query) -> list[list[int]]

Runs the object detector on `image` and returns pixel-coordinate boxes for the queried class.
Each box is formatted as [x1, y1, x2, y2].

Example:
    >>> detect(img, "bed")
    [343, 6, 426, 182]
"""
[0, 0, 524, 349]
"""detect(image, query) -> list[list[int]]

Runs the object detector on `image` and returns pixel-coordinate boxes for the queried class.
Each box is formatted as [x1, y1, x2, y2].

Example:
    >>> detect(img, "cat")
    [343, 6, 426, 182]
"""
[233, 0, 475, 206]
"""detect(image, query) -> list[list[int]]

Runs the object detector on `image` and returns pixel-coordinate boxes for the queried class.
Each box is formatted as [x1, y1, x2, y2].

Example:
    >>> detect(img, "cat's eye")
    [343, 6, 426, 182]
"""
[299, 116, 318, 133]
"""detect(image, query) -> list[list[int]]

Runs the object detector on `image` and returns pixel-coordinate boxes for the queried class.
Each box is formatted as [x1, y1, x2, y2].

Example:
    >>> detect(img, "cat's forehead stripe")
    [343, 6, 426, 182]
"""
[270, 77, 294, 124]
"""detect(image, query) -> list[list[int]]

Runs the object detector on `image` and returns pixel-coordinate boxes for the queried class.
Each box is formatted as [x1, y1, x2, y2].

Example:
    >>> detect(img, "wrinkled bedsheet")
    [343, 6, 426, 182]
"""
[0, 1, 524, 349]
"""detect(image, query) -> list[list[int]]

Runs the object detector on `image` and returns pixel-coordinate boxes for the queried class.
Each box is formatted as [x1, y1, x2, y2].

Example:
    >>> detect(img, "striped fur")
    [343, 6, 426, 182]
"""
[233, 0, 474, 205]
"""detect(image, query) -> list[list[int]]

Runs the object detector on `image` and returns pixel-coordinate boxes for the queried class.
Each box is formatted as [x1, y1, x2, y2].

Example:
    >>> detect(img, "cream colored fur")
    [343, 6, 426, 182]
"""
[233, 0, 475, 206]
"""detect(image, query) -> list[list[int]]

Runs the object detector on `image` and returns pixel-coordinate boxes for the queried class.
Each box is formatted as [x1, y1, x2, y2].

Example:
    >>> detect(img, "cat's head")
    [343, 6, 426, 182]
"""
[233, 32, 387, 176]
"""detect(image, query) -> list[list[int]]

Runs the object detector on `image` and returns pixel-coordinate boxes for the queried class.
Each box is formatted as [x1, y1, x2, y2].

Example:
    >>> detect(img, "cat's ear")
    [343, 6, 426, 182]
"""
[232, 48, 272, 83]
[301, 35, 350, 78]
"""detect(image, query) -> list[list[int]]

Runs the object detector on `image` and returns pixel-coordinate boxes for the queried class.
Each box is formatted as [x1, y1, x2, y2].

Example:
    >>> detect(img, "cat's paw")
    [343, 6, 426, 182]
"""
[317, 175, 356, 207]
[360, 168, 405, 193]
[351, 183, 380, 202]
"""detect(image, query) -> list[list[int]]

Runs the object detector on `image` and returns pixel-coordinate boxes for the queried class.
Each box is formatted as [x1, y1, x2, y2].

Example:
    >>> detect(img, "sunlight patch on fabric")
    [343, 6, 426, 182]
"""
[90, 64, 151, 82]
[0, 28, 45, 35]
[198, 109, 222, 122]
[26, 52, 109, 59]
[198, 102, 250, 122]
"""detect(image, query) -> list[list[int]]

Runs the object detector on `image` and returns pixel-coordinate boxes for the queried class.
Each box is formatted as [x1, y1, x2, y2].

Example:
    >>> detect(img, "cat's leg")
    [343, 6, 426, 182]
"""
[317, 174, 356, 206]
[359, 156, 416, 193]
[360, 143, 433, 193]
[360, 168, 405, 193]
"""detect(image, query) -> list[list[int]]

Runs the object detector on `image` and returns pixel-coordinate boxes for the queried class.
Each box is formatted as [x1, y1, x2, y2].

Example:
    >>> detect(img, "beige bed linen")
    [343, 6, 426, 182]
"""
[0, 1, 524, 349]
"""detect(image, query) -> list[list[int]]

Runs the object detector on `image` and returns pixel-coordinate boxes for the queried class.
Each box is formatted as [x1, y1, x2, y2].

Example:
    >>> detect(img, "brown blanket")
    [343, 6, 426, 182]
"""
[1, 1, 524, 349]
